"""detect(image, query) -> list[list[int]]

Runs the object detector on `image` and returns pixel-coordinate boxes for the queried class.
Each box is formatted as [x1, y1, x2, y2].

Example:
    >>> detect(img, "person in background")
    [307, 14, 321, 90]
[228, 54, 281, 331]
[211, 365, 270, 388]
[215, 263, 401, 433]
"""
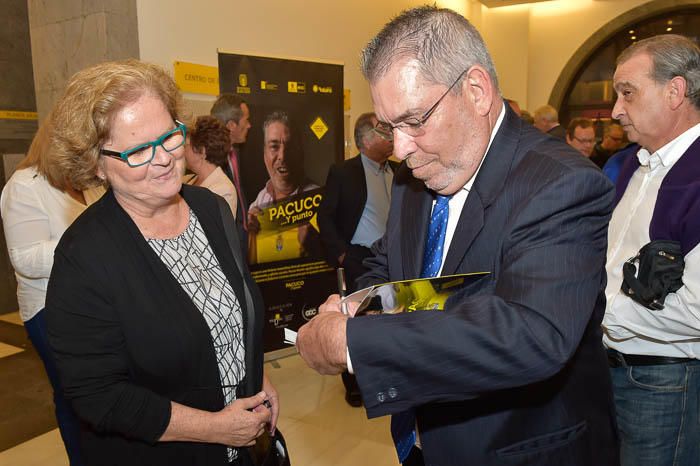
[184, 115, 238, 216]
[520, 109, 534, 125]
[603, 34, 700, 466]
[566, 117, 596, 158]
[533, 104, 566, 139]
[505, 98, 522, 116]
[211, 94, 251, 215]
[318, 111, 396, 407]
[0, 117, 104, 466]
[602, 149, 634, 183]
[44, 59, 277, 466]
[590, 123, 625, 168]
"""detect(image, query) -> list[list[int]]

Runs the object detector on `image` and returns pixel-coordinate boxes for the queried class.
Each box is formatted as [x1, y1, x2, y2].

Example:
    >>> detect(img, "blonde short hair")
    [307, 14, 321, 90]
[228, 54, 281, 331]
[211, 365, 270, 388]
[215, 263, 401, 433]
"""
[16, 112, 72, 191]
[50, 59, 184, 190]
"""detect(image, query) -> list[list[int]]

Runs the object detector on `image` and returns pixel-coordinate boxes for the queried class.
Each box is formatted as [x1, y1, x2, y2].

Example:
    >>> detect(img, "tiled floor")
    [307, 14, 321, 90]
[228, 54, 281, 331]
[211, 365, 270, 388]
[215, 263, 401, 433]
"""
[0, 310, 398, 466]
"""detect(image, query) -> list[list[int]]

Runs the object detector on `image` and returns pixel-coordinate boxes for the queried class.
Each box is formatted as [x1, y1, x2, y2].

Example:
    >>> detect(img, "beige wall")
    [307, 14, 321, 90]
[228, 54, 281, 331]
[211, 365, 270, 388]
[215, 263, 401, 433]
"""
[137, 0, 696, 143]
[137, 0, 470, 155]
[477, 0, 678, 113]
[28, 0, 139, 121]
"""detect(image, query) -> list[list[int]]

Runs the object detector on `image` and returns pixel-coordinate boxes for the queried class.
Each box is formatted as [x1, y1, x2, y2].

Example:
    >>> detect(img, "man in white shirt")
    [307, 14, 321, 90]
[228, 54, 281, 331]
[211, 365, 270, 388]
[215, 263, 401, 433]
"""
[603, 34, 700, 466]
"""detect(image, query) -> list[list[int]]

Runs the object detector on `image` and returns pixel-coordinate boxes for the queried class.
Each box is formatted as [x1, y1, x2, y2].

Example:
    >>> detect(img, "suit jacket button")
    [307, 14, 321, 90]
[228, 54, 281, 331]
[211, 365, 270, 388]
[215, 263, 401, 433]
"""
[388, 387, 398, 399]
[377, 392, 386, 403]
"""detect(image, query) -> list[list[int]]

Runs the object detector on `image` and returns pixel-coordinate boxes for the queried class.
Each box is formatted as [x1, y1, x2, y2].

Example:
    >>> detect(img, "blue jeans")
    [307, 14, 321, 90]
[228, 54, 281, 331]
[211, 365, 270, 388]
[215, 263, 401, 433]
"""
[25, 309, 84, 466]
[611, 360, 700, 466]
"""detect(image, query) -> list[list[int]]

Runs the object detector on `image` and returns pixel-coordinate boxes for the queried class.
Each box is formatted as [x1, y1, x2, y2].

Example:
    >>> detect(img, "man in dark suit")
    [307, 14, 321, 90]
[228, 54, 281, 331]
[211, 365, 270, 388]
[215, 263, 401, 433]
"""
[211, 93, 251, 224]
[318, 112, 395, 407]
[297, 6, 619, 466]
[319, 112, 396, 291]
[534, 104, 566, 139]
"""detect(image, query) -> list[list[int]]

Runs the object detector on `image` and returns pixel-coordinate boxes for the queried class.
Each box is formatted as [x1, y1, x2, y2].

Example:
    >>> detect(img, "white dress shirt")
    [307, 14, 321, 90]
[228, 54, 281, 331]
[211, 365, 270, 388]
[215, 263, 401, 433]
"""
[1, 167, 102, 322]
[603, 123, 700, 358]
[350, 154, 394, 248]
[347, 103, 506, 373]
[438, 103, 505, 274]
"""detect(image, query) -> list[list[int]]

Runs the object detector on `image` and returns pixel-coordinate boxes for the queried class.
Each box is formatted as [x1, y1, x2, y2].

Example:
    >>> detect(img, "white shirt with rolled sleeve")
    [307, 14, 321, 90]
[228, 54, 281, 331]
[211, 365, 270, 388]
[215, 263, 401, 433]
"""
[603, 123, 700, 359]
[0, 167, 102, 322]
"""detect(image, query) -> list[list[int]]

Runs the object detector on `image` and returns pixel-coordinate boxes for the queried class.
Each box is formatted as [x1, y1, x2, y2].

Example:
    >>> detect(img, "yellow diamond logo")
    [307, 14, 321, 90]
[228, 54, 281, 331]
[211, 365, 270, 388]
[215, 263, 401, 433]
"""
[310, 117, 328, 140]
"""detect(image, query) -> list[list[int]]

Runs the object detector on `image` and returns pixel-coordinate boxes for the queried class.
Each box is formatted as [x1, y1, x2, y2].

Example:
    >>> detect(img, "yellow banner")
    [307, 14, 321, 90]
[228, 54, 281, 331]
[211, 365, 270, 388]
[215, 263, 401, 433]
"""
[173, 61, 219, 96]
[0, 110, 38, 120]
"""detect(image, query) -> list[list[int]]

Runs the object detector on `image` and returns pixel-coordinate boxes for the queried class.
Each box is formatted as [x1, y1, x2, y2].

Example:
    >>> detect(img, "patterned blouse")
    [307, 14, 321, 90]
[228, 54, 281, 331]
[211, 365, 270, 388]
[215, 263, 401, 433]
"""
[147, 209, 245, 461]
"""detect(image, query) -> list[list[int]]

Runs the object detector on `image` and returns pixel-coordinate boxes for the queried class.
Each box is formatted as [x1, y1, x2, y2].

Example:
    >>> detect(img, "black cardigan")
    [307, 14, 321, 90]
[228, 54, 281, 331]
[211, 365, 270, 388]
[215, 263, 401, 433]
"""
[46, 185, 264, 466]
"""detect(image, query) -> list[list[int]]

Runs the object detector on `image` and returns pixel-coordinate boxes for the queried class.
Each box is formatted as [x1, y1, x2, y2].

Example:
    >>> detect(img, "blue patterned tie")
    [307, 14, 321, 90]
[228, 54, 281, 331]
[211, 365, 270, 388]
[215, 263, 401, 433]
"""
[391, 194, 451, 463]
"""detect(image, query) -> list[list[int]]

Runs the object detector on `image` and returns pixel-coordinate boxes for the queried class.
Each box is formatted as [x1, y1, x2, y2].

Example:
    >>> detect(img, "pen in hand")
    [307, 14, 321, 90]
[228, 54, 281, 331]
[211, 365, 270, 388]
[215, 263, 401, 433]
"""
[337, 268, 350, 316]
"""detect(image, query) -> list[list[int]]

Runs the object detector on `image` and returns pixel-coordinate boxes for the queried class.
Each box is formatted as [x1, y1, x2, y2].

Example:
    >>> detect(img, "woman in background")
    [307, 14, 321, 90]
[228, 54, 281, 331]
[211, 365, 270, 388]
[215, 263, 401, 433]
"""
[0, 117, 103, 466]
[45, 59, 277, 466]
[183, 115, 238, 217]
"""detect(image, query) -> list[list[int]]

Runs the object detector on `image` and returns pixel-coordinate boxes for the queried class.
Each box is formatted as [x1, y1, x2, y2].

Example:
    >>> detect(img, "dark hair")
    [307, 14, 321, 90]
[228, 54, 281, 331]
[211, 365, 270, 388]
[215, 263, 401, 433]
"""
[210, 93, 247, 124]
[263, 110, 291, 135]
[189, 115, 231, 167]
[617, 34, 700, 110]
[354, 112, 376, 151]
[566, 117, 594, 139]
[360, 5, 498, 92]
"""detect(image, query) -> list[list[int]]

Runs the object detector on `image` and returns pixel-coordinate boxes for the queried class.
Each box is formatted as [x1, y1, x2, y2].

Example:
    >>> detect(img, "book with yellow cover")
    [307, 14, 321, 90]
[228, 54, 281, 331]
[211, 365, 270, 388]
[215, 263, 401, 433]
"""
[342, 272, 489, 317]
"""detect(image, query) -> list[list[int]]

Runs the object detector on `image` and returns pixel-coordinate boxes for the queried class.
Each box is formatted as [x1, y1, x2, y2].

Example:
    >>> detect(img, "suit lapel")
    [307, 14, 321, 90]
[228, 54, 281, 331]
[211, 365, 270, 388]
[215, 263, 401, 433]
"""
[441, 105, 522, 275]
[352, 155, 368, 213]
[401, 175, 433, 279]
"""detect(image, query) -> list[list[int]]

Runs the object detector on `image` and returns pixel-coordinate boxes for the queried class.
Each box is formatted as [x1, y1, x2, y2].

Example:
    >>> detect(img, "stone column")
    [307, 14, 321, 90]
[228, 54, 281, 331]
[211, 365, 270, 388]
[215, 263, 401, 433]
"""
[27, 0, 139, 121]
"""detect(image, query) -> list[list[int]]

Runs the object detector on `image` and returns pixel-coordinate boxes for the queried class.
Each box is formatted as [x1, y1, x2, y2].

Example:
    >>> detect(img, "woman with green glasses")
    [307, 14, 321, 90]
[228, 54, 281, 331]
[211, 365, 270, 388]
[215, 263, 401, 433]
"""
[44, 59, 278, 466]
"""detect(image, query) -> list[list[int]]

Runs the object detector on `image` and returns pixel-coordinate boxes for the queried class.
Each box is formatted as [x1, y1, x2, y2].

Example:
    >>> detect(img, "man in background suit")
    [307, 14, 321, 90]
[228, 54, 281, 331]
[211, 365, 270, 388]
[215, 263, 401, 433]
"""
[211, 93, 251, 224]
[534, 104, 566, 139]
[319, 112, 396, 291]
[318, 112, 395, 407]
[297, 6, 618, 466]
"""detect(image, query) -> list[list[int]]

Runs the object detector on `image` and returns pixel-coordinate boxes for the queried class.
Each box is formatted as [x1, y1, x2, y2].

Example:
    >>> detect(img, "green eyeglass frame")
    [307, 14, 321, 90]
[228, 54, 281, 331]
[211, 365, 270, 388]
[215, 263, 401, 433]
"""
[100, 120, 187, 167]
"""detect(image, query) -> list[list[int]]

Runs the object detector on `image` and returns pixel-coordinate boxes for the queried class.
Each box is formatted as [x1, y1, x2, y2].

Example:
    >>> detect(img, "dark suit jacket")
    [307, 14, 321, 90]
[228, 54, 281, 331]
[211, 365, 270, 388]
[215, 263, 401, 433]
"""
[348, 107, 619, 465]
[547, 124, 566, 140]
[318, 154, 397, 265]
[46, 185, 264, 466]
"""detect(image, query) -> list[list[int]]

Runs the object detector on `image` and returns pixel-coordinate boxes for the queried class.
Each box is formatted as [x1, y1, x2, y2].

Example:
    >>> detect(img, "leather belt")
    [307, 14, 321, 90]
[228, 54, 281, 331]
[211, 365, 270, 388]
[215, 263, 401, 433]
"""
[607, 348, 694, 367]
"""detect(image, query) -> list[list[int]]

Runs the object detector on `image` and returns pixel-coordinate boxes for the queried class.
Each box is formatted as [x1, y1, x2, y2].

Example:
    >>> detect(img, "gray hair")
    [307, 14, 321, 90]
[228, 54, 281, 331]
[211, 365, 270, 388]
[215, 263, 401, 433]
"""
[210, 93, 247, 124]
[354, 112, 376, 151]
[534, 105, 558, 123]
[360, 5, 499, 93]
[618, 34, 700, 109]
[263, 110, 290, 136]
[603, 122, 623, 136]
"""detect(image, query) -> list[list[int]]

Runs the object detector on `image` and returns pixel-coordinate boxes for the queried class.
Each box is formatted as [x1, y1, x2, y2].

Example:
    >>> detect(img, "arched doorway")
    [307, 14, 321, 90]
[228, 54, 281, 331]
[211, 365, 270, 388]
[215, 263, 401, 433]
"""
[551, 1, 700, 130]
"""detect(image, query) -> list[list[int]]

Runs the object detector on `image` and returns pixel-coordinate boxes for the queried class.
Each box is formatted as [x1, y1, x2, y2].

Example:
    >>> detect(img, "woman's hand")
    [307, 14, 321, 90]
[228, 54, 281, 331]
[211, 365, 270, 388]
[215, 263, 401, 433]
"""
[212, 391, 271, 447]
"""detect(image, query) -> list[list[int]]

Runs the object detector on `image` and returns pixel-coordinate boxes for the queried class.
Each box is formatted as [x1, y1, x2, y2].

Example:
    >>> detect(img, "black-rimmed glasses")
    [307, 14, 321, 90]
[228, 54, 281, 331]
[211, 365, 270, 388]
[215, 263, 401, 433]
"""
[374, 69, 468, 140]
[100, 120, 187, 167]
